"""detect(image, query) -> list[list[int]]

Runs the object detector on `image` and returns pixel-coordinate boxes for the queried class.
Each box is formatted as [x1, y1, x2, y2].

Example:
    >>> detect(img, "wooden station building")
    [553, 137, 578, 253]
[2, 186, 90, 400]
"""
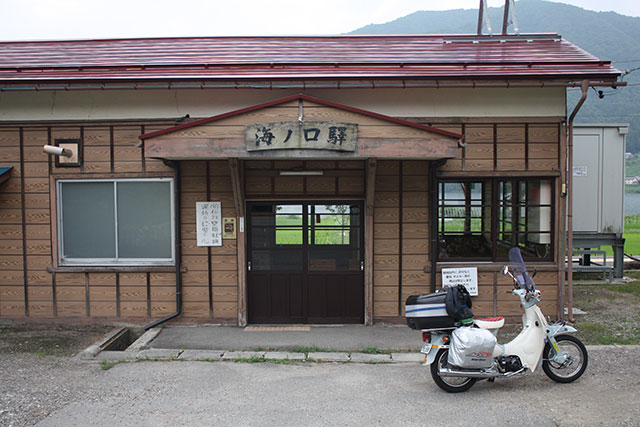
[0, 35, 621, 326]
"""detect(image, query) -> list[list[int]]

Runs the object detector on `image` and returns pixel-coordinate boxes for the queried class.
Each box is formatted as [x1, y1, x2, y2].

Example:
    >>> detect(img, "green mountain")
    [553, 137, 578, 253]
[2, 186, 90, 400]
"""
[350, 0, 640, 153]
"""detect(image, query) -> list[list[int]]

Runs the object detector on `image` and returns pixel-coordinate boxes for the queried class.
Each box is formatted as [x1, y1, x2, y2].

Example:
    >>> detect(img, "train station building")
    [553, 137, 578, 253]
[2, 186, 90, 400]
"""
[0, 34, 621, 325]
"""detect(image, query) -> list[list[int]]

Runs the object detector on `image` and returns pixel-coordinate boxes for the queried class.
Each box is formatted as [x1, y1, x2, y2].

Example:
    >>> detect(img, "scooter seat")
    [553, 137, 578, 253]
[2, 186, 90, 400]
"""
[474, 317, 505, 330]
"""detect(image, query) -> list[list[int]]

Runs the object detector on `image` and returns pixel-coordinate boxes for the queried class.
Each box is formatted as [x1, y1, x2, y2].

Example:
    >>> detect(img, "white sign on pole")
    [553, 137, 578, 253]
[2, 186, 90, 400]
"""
[196, 201, 222, 247]
[441, 267, 478, 296]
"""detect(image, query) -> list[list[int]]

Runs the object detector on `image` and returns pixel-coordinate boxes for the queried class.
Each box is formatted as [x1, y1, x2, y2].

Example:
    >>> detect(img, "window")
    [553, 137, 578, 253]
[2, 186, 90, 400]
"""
[248, 202, 362, 271]
[438, 178, 553, 261]
[57, 179, 174, 266]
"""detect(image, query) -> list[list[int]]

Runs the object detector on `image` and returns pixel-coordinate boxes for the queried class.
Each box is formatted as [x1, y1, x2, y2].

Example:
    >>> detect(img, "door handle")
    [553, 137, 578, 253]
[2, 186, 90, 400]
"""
[248, 261, 252, 271]
[360, 261, 364, 271]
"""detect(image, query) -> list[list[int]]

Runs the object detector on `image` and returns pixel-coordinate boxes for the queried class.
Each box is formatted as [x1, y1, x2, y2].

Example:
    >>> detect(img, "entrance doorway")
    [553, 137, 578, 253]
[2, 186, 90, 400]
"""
[247, 201, 364, 324]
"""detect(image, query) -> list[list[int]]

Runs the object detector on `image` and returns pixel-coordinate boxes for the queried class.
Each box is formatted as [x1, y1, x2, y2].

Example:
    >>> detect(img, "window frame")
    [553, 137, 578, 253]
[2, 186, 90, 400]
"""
[57, 178, 175, 266]
[437, 177, 555, 262]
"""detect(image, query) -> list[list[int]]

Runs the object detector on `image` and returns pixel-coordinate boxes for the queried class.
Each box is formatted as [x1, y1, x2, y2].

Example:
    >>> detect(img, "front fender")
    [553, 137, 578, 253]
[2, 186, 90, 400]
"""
[547, 323, 577, 337]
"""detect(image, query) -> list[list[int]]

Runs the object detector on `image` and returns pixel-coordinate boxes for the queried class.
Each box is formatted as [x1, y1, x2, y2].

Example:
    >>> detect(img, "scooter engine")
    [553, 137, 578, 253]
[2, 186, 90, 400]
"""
[498, 355, 523, 372]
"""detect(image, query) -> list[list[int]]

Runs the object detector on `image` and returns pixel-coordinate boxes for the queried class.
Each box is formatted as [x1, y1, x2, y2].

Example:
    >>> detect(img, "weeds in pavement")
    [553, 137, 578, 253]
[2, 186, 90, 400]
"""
[360, 347, 388, 354]
[100, 360, 127, 370]
[231, 356, 299, 365]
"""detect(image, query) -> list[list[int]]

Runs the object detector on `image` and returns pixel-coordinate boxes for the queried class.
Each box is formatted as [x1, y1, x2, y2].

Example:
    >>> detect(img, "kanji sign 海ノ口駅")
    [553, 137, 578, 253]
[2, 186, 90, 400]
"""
[245, 121, 357, 152]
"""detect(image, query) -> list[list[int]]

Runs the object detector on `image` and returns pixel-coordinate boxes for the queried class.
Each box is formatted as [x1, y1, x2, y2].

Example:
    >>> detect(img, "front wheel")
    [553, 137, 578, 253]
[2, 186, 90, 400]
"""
[430, 349, 476, 393]
[542, 335, 588, 383]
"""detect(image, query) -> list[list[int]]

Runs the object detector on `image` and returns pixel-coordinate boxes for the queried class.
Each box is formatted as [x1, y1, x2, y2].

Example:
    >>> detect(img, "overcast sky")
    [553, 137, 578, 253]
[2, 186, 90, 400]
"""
[1, 0, 639, 41]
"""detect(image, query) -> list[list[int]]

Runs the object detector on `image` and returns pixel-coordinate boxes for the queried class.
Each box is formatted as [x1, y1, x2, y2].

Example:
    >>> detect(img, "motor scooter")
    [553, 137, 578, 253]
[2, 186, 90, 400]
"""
[416, 247, 588, 393]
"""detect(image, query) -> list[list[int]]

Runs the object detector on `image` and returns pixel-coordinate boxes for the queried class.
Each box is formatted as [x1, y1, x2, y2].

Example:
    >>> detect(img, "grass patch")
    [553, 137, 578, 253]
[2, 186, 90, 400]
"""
[360, 347, 388, 354]
[100, 360, 127, 370]
[573, 280, 640, 345]
[232, 356, 299, 365]
[288, 345, 330, 353]
[600, 214, 640, 256]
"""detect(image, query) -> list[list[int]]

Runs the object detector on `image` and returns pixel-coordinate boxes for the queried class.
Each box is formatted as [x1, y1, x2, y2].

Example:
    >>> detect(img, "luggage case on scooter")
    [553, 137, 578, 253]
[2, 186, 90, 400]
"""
[405, 291, 454, 330]
[448, 326, 496, 369]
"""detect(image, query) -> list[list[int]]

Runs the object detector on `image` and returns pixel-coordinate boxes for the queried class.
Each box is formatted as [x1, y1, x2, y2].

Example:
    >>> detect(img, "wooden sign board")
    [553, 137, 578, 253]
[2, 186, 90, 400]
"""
[245, 121, 357, 152]
[196, 201, 222, 246]
[441, 267, 478, 296]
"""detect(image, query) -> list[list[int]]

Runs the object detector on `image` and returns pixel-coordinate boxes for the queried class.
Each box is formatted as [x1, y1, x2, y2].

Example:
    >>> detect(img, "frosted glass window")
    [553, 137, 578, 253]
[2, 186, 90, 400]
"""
[61, 182, 116, 258]
[58, 179, 174, 265]
[117, 182, 172, 258]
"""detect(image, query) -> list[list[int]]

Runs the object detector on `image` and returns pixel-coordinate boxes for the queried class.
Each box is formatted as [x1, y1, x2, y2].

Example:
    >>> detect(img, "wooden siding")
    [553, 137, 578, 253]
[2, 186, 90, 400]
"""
[0, 124, 180, 320]
[244, 159, 365, 199]
[373, 160, 431, 320]
[435, 123, 560, 173]
[181, 160, 238, 321]
[0, 116, 562, 323]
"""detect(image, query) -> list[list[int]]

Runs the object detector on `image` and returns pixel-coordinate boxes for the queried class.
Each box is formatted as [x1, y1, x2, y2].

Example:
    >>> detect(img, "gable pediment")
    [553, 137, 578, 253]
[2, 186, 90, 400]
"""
[140, 94, 461, 160]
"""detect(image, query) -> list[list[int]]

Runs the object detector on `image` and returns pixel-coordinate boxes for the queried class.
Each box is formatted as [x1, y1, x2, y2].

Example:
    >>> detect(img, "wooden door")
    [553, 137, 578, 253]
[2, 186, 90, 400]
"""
[247, 201, 364, 324]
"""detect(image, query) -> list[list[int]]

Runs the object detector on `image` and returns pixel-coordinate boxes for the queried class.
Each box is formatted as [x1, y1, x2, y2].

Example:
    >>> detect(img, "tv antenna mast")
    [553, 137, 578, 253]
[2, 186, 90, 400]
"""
[477, 0, 520, 35]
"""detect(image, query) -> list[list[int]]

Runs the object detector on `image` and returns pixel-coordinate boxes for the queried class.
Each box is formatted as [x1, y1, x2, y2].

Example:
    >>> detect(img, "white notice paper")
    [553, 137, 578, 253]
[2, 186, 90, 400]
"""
[441, 267, 478, 296]
[196, 202, 222, 246]
[573, 166, 588, 177]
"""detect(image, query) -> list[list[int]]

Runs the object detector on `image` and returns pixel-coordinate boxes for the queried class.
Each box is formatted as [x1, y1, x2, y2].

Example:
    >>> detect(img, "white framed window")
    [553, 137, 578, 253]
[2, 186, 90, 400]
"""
[57, 178, 175, 266]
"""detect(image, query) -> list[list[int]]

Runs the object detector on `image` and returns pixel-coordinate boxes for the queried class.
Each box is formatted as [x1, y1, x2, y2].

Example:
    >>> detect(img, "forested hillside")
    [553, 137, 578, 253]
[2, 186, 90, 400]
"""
[350, 0, 640, 152]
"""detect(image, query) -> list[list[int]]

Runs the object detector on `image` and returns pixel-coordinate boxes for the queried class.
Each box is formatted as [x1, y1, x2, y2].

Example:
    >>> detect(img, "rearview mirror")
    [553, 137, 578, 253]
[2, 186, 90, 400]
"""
[501, 265, 509, 275]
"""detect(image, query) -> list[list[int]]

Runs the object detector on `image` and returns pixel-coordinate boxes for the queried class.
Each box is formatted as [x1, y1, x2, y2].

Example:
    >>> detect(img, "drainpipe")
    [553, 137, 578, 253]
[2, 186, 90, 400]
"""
[430, 159, 448, 293]
[144, 160, 182, 330]
[566, 80, 589, 322]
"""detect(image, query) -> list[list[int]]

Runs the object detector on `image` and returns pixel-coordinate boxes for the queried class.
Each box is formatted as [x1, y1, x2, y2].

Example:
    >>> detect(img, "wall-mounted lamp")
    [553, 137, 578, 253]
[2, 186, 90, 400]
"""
[44, 139, 81, 167]
[279, 171, 324, 176]
[43, 145, 73, 157]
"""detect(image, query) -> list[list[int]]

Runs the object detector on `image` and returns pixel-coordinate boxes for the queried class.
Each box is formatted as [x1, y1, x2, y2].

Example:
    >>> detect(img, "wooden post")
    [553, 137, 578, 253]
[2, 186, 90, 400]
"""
[229, 158, 247, 326]
[364, 158, 377, 325]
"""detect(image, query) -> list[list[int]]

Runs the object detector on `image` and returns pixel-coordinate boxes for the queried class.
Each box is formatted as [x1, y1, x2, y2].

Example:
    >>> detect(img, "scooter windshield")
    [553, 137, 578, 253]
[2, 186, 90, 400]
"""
[508, 247, 536, 292]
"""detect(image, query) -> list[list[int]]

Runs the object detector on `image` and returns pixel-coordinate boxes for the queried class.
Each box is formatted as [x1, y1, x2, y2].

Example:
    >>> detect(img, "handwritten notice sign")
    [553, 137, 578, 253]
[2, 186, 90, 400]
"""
[245, 121, 357, 152]
[196, 202, 222, 247]
[441, 267, 478, 296]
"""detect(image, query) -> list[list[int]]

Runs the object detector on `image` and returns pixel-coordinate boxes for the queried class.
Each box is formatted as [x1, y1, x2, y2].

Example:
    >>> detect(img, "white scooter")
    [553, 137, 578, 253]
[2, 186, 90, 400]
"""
[420, 247, 588, 393]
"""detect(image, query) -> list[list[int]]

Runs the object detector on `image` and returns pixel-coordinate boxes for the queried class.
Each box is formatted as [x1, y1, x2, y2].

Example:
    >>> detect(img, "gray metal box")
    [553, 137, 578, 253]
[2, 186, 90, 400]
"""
[572, 124, 628, 235]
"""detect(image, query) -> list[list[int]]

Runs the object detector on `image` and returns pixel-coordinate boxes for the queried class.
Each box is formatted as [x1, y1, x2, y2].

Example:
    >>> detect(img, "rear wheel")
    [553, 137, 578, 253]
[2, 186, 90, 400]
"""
[430, 349, 476, 393]
[542, 335, 588, 383]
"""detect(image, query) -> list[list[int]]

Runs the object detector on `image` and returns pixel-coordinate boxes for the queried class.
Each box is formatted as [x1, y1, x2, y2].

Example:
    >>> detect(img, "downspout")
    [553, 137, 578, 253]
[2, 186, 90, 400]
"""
[566, 80, 589, 322]
[430, 159, 448, 293]
[144, 160, 182, 330]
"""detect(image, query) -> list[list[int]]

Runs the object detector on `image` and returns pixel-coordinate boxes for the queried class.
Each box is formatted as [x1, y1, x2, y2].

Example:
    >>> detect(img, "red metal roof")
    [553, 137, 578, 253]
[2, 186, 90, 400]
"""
[0, 34, 620, 84]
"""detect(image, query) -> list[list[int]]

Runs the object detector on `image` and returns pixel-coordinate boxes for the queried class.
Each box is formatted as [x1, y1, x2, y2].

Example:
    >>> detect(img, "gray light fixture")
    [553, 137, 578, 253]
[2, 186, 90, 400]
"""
[279, 171, 324, 176]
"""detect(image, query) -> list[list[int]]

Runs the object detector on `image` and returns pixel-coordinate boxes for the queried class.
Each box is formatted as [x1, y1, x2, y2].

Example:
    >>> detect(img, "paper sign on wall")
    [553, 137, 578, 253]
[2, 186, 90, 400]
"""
[441, 267, 478, 296]
[196, 201, 222, 247]
[573, 166, 588, 177]
[222, 217, 237, 239]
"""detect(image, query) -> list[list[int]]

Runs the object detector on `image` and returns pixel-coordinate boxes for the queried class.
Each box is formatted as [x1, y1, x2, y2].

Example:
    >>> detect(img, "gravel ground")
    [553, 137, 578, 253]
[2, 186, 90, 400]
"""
[1, 346, 639, 426]
[0, 322, 112, 427]
[0, 354, 102, 427]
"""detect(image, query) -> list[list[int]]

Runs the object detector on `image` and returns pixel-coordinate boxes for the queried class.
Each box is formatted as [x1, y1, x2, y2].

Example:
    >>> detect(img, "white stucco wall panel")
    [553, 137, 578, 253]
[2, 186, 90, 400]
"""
[0, 87, 566, 122]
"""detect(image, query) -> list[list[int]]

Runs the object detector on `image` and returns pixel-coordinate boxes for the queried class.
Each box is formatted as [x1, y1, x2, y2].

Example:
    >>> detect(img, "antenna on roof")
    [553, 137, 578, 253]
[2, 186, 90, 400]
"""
[502, 0, 520, 35]
[477, 0, 520, 36]
[477, 0, 493, 35]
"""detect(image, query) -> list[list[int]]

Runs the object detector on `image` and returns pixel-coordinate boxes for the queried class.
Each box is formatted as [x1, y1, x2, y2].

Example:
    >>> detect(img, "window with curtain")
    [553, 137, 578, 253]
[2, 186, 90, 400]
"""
[438, 178, 553, 261]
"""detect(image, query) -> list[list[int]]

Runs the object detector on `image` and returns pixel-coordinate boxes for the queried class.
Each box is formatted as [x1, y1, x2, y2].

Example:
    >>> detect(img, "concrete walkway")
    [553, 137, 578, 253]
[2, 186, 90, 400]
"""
[88, 324, 427, 364]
